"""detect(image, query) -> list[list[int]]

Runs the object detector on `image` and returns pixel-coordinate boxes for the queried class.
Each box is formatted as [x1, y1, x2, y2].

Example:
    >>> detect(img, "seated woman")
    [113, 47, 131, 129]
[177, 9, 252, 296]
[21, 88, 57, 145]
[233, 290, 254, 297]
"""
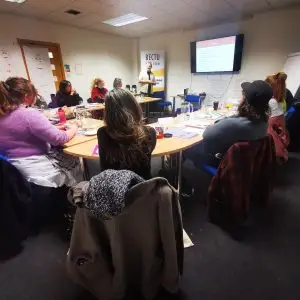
[0, 77, 80, 188]
[56, 80, 83, 107]
[97, 88, 156, 179]
[91, 78, 108, 103]
[265, 73, 290, 161]
[113, 78, 123, 89]
[184, 80, 272, 169]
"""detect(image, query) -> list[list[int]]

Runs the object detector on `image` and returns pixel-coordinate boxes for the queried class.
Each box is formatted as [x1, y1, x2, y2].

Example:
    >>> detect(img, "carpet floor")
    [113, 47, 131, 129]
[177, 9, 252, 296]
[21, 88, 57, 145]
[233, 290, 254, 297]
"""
[1, 155, 300, 300]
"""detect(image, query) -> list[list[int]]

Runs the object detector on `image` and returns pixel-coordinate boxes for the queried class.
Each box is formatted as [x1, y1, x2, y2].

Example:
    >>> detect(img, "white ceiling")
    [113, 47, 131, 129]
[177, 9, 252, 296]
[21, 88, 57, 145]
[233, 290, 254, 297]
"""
[0, 0, 300, 37]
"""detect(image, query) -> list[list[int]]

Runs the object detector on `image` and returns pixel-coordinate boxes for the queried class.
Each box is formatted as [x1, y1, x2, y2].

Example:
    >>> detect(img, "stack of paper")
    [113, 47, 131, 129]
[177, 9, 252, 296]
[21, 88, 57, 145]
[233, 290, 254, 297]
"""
[184, 119, 213, 129]
[165, 128, 199, 139]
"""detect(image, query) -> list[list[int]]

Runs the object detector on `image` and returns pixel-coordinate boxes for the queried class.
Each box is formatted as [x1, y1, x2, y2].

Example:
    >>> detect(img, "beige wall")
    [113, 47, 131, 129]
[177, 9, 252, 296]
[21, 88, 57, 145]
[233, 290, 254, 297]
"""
[138, 7, 300, 105]
[0, 13, 135, 101]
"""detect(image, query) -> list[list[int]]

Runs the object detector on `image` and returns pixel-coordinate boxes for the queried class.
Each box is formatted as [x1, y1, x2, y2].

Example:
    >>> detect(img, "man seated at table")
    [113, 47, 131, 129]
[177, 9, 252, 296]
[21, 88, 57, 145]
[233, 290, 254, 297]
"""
[184, 80, 273, 169]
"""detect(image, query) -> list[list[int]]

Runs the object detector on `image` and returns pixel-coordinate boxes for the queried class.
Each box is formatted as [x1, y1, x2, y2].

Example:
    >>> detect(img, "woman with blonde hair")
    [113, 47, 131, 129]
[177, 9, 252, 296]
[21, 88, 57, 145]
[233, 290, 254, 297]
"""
[265, 72, 289, 162]
[91, 78, 108, 103]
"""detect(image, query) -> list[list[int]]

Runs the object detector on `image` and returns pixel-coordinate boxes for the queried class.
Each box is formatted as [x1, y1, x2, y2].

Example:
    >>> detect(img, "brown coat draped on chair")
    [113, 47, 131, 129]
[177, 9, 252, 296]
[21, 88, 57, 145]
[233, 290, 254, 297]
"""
[66, 171, 183, 300]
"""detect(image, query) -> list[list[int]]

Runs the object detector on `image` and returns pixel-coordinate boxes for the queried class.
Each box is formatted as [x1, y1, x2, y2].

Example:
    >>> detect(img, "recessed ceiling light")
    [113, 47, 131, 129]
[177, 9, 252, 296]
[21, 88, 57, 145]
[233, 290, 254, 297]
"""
[5, 0, 26, 3]
[103, 13, 148, 27]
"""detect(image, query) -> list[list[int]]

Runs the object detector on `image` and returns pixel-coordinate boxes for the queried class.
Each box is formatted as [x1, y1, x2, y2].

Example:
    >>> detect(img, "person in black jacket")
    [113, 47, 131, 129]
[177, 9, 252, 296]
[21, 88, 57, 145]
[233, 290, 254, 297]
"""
[0, 157, 32, 259]
[97, 89, 156, 179]
[286, 88, 294, 111]
[294, 85, 300, 102]
[56, 80, 83, 107]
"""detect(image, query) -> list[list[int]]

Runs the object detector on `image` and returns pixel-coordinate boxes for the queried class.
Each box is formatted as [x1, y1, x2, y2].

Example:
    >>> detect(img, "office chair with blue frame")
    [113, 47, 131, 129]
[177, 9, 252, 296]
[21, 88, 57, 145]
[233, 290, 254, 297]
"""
[153, 91, 173, 116]
[185, 94, 203, 111]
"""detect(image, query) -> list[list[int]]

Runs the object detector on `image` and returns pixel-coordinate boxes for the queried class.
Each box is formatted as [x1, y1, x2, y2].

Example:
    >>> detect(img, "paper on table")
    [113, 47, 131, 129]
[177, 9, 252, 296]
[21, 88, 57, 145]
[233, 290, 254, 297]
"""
[165, 128, 199, 139]
[184, 127, 204, 135]
[158, 117, 174, 125]
[184, 119, 212, 129]
[92, 144, 99, 155]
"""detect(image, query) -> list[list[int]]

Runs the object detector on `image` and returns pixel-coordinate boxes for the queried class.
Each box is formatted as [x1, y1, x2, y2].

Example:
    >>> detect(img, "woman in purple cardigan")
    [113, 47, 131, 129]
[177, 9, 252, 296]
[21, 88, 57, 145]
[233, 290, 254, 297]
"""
[0, 77, 80, 188]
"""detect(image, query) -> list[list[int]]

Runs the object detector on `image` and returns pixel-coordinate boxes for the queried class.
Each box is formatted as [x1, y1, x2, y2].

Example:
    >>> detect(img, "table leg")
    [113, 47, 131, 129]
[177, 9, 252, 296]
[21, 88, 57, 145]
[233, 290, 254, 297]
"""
[147, 102, 150, 118]
[172, 96, 176, 116]
[177, 151, 183, 195]
[79, 157, 89, 180]
[161, 156, 165, 169]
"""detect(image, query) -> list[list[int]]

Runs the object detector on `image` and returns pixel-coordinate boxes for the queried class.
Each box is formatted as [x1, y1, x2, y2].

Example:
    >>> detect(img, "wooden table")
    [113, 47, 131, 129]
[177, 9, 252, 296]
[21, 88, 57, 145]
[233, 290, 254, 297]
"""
[63, 118, 104, 148]
[64, 133, 202, 159]
[64, 125, 202, 193]
[138, 97, 161, 104]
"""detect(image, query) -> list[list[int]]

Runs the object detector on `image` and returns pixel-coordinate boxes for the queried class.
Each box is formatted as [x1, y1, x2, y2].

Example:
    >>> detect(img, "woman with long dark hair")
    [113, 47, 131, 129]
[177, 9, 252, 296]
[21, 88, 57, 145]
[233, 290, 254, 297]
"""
[56, 80, 82, 107]
[97, 89, 156, 179]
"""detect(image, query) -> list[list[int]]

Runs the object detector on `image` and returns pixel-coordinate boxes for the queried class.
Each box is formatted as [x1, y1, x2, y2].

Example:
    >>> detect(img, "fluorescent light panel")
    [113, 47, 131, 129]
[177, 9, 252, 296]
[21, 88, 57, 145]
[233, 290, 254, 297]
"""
[103, 13, 148, 27]
[5, 0, 26, 3]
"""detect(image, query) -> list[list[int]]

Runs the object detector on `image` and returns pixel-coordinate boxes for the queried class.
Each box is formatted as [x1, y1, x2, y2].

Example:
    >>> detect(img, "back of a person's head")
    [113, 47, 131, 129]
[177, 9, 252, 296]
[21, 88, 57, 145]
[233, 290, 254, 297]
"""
[238, 98, 269, 123]
[104, 88, 147, 166]
[105, 88, 143, 131]
[0, 77, 36, 117]
[59, 80, 71, 92]
[265, 72, 287, 103]
[113, 78, 122, 89]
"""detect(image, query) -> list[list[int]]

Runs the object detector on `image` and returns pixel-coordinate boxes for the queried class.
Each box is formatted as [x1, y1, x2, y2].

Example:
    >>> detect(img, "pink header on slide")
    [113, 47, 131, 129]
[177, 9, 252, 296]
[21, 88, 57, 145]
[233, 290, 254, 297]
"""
[196, 36, 236, 49]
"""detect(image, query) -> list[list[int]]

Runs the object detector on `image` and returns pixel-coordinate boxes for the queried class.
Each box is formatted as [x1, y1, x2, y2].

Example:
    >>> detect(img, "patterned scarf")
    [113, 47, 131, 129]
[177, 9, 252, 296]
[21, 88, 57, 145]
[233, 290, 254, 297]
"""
[85, 169, 144, 220]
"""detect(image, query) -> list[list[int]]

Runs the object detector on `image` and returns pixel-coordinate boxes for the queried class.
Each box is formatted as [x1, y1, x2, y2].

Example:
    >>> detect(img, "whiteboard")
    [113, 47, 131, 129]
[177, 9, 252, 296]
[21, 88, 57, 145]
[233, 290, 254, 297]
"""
[23, 46, 56, 103]
[0, 47, 15, 81]
[283, 52, 300, 96]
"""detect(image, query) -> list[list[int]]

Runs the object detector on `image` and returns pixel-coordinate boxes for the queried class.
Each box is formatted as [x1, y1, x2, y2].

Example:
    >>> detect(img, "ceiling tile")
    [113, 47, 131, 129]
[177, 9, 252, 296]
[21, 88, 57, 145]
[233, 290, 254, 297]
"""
[1, 0, 299, 38]
[268, 0, 300, 8]
[226, 0, 270, 12]
[69, 0, 107, 14]
[13, 5, 50, 18]
[25, 0, 73, 11]
[0, 1, 20, 13]
[44, 10, 89, 25]
[183, 0, 232, 13]
[71, 13, 104, 27]
[150, 0, 190, 13]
